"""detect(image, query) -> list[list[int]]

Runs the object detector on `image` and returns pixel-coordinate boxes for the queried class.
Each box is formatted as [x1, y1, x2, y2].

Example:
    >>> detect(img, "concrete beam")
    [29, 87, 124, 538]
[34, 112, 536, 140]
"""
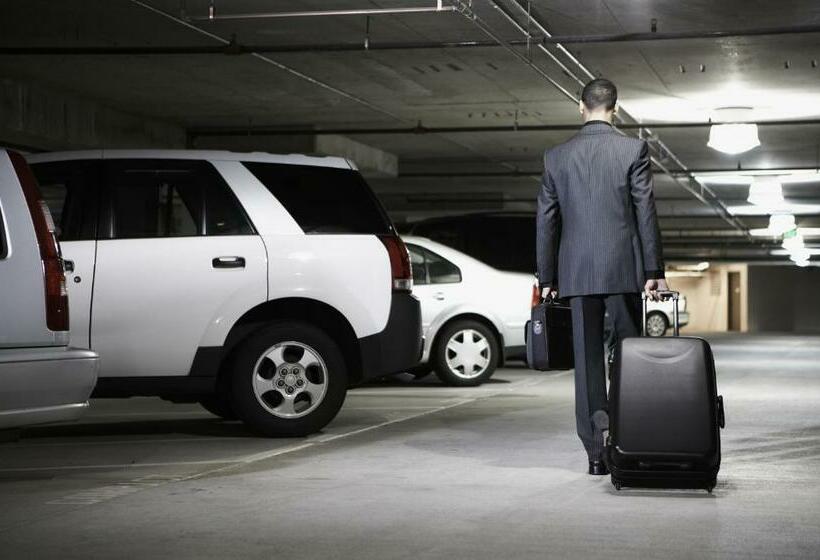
[0, 79, 185, 151]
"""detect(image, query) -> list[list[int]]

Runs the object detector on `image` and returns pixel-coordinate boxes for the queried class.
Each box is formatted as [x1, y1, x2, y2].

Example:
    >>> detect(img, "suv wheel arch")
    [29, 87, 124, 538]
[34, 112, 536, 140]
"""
[217, 298, 363, 387]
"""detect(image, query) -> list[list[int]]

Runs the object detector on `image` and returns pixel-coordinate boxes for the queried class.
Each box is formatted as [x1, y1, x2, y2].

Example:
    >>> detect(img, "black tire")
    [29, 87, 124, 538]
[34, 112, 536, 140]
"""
[645, 312, 669, 337]
[432, 319, 499, 387]
[230, 322, 347, 437]
[407, 363, 433, 379]
[199, 393, 238, 420]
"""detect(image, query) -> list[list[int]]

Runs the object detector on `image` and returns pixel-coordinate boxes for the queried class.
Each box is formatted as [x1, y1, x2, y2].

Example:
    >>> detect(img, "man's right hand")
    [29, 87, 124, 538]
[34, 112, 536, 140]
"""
[644, 278, 669, 301]
[541, 286, 558, 301]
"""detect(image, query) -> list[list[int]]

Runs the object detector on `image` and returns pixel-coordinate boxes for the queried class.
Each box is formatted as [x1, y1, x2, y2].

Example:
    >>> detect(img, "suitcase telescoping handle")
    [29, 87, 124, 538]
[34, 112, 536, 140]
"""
[642, 290, 680, 337]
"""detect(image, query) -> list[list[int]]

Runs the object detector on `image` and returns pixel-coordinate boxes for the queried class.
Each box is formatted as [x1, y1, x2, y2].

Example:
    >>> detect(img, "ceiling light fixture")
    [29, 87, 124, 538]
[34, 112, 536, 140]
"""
[747, 177, 784, 205]
[707, 107, 761, 155]
[782, 231, 805, 252]
[768, 214, 796, 236]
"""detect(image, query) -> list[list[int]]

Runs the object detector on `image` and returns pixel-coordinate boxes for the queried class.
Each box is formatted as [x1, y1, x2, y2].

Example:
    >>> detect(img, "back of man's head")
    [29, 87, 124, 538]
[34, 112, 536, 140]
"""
[581, 78, 617, 112]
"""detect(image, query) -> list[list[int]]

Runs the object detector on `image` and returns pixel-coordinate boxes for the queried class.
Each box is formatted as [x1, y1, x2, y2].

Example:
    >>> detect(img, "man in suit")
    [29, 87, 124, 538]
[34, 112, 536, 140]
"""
[536, 78, 667, 475]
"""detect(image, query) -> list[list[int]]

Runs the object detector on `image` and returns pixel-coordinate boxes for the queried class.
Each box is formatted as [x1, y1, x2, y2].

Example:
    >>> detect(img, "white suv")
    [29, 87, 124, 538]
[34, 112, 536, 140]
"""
[27, 150, 422, 436]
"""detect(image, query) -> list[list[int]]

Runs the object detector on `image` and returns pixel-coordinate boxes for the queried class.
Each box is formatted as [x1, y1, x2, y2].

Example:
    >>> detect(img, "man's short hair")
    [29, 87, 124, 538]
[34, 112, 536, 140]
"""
[581, 78, 617, 111]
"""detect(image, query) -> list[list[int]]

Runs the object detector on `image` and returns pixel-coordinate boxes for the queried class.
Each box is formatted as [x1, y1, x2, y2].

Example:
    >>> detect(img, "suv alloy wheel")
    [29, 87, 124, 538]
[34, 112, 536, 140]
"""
[230, 322, 347, 436]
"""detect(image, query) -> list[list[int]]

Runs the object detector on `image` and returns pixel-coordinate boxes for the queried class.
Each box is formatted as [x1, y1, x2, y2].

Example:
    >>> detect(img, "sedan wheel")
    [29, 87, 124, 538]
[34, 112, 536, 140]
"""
[433, 320, 499, 386]
[645, 313, 669, 337]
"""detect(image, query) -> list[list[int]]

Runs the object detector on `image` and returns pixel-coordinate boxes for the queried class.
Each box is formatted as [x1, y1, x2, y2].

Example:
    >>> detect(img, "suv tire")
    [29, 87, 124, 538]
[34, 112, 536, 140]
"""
[432, 320, 499, 387]
[199, 394, 238, 421]
[645, 312, 669, 337]
[230, 322, 347, 437]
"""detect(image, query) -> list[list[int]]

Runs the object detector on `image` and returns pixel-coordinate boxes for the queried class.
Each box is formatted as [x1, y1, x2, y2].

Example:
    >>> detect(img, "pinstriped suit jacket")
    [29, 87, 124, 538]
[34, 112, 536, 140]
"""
[536, 121, 664, 298]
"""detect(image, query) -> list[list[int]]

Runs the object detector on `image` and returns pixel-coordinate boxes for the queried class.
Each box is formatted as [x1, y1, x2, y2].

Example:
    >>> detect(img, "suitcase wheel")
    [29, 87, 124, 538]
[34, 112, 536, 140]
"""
[613, 481, 622, 491]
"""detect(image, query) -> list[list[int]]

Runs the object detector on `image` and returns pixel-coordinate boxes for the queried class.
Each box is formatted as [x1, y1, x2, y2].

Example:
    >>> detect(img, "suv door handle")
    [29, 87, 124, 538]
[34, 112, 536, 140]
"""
[212, 256, 246, 269]
[434, 292, 445, 301]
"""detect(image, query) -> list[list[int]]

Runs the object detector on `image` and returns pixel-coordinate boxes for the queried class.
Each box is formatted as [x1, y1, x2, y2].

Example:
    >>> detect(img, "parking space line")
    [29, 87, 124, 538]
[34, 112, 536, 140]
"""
[0, 375, 552, 475]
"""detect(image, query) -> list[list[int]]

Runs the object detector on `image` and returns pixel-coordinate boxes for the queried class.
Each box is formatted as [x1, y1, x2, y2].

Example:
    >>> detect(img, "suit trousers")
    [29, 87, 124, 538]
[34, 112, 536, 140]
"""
[569, 293, 641, 460]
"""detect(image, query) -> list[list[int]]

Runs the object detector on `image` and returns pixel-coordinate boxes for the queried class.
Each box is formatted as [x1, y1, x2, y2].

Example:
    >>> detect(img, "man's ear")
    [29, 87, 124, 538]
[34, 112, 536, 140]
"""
[579, 100, 585, 115]
[613, 102, 619, 115]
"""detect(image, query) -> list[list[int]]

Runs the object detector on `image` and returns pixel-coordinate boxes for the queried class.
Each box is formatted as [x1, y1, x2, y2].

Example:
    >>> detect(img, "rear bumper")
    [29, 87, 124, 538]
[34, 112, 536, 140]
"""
[359, 292, 423, 381]
[0, 347, 99, 429]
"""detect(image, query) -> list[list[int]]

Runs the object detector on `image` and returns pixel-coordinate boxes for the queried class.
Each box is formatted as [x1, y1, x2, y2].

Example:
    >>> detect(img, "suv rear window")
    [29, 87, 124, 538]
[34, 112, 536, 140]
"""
[242, 162, 392, 234]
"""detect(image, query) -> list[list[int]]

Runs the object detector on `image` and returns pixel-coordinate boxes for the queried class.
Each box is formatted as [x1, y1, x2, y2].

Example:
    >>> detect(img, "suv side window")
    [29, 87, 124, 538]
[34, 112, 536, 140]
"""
[29, 160, 100, 241]
[105, 160, 253, 239]
[242, 162, 392, 234]
[407, 244, 462, 285]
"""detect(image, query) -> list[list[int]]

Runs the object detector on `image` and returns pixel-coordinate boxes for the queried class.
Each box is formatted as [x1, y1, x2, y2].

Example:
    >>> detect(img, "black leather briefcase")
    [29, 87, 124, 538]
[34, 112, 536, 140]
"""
[525, 298, 574, 371]
[608, 291, 725, 492]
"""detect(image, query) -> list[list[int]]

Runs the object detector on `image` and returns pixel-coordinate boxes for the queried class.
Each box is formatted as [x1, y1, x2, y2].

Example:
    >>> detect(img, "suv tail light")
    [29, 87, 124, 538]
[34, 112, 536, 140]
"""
[379, 235, 412, 292]
[9, 151, 69, 332]
[531, 283, 541, 308]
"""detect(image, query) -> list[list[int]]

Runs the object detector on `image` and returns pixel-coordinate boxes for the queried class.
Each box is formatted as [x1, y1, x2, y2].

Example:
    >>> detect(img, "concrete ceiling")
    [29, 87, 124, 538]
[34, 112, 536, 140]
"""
[1, 0, 819, 262]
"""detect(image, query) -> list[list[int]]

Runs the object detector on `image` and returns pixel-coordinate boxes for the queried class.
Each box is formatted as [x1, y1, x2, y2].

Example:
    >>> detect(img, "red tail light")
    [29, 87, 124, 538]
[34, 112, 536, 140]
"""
[379, 235, 412, 292]
[531, 283, 541, 308]
[9, 151, 69, 332]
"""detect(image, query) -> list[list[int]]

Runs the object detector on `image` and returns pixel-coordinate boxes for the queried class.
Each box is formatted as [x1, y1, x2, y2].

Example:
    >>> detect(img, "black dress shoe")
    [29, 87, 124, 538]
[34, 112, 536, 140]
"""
[588, 460, 610, 476]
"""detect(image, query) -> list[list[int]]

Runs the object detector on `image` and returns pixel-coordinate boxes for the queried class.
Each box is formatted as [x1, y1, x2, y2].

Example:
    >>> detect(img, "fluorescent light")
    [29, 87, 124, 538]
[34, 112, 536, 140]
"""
[747, 178, 783, 205]
[707, 123, 760, 154]
[727, 203, 820, 215]
[795, 259, 810, 267]
[770, 248, 820, 256]
[694, 170, 820, 185]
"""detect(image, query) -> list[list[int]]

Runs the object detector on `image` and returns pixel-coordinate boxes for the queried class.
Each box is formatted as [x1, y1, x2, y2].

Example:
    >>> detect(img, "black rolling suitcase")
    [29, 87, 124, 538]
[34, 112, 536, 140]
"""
[525, 297, 574, 371]
[607, 291, 725, 492]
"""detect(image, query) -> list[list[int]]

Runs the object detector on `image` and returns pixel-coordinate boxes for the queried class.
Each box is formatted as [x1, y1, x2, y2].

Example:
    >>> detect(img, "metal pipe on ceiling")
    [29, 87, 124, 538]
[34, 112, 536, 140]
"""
[7, 22, 820, 55]
[397, 166, 820, 178]
[191, 4, 459, 21]
[127, 0, 404, 123]
[185, 118, 820, 138]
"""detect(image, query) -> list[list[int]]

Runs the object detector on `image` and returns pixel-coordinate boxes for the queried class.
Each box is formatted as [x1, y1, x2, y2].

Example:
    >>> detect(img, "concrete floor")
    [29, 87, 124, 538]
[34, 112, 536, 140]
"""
[1, 334, 819, 559]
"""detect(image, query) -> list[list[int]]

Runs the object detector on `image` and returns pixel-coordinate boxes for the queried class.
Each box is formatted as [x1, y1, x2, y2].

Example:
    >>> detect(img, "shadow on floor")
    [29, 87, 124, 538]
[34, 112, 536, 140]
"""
[14, 417, 256, 441]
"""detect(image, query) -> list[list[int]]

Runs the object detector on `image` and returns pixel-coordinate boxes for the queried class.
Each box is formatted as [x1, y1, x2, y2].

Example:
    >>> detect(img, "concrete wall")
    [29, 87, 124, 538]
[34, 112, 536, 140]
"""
[0, 79, 185, 151]
[748, 265, 820, 333]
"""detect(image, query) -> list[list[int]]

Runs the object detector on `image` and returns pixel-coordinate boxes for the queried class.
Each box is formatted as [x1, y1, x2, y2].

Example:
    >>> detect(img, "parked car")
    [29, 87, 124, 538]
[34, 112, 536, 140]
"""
[410, 212, 689, 335]
[403, 236, 533, 386]
[0, 149, 98, 430]
[27, 150, 422, 436]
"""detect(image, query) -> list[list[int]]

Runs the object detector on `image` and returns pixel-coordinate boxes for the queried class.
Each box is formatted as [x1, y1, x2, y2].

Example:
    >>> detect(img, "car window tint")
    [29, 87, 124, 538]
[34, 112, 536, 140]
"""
[105, 160, 252, 239]
[424, 247, 461, 284]
[406, 244, 428, 285]
[242, 162, 392, 234]
[29, 160, 99, 241]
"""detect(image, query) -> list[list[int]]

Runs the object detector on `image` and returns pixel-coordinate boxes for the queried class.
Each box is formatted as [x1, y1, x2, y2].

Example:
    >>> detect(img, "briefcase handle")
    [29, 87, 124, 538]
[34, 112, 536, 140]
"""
[641, 290, 680, 336]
